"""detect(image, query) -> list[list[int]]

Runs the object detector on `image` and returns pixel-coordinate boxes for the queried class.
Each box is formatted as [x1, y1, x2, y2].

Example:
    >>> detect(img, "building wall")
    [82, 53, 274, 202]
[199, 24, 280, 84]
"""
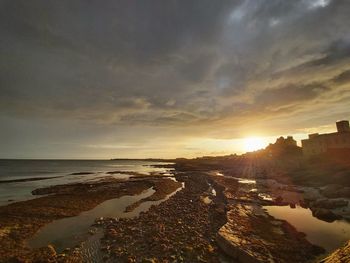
[302, 132, 350, 156]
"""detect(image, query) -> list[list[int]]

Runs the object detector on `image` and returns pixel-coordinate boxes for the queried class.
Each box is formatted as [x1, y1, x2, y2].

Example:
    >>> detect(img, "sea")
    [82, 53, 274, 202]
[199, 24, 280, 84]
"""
[0, 159, 173, 206]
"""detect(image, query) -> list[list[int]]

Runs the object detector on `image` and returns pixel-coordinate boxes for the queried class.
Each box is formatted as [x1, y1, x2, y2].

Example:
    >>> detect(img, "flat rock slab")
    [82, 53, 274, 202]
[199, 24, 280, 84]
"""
[321, 240, 350, 263]
[217, 204, 274, 263]
[217, 203, 324, 263]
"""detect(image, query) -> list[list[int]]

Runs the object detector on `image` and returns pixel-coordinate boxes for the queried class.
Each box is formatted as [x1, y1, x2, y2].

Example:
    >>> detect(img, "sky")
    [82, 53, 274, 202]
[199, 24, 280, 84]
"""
[1, 0, 350, 159]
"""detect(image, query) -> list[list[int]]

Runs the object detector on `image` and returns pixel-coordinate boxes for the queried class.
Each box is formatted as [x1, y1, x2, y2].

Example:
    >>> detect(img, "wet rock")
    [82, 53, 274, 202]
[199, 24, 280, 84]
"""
[98, 173, 224, 262]
[276, 196, 283, 204]
[47, 245, 57, 257]
[311, 199, 348, 209]
[321, 185, 350, 198]
[311, 208, 341, 222]
[0, 176, 159, 262]
[299, 200, 308, 208]
[217, 231, 269, 263]
[70, 172, 94, 175]
[31, 187, 54, 195]
[216, 202, 324, 263]
[62, 247, 70, 253]
[321, 240, 350, 263]
[217, 205, 274, 263]
[142, 258, 157, 263]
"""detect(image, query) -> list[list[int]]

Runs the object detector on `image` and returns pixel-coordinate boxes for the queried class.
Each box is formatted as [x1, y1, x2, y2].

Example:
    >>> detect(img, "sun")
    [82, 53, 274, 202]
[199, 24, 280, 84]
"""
[244, 137, 266, 152]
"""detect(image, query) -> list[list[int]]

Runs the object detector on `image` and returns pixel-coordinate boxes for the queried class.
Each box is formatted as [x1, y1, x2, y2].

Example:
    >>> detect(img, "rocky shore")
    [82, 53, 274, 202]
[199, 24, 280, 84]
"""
[0, 176, 180, 262]
[211, 175, 324, 262]
[0, 159, 348, 262]
[321, 240, 350, 263]
[93, 172, 324, 262]
[98, 172, 227, 262]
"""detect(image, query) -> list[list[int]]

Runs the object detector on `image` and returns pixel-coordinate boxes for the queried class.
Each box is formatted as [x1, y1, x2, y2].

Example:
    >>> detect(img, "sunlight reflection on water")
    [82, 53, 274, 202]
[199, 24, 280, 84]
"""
[264, 205, 350, 252]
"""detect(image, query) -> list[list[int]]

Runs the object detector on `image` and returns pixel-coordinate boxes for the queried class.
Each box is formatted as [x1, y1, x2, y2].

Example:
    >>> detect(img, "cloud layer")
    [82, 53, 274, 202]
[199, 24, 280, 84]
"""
[1, 0, 350, 158]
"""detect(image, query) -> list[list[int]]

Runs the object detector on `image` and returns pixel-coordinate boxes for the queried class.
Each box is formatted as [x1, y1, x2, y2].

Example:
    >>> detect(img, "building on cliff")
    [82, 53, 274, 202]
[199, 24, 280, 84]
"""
[275, 136, 297, 147]
[301, 120, 350, 156]
[265, 136, 301, 157]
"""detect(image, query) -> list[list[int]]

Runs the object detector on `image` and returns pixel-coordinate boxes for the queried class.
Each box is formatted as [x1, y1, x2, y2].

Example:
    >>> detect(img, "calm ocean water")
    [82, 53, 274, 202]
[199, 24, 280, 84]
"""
[0, 159, 172, 205]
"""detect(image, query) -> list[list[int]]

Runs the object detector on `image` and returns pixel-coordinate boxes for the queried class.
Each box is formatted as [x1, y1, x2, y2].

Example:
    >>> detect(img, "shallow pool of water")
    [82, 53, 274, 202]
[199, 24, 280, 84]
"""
[264, 205, 350, 252]
[28, 180, 184, 252]
[235, 177, 256, 184]
[0, 160, 174, 205]
[28, 188, 156, 251]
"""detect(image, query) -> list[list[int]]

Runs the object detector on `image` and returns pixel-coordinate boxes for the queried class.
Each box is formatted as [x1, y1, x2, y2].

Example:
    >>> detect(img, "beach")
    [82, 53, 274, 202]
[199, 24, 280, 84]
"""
[0, 158, 349, 262]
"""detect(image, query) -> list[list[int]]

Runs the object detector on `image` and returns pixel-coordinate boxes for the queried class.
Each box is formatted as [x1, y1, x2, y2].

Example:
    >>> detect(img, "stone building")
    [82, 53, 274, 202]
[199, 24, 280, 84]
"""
[301, 120, 350, 156]
[275, 136, 297, 147]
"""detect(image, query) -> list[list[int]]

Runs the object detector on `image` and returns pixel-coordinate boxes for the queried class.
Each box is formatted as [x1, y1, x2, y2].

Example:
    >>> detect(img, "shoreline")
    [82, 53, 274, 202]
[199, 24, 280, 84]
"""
[0, 161, 348, 262]
[0, 176, 64, 184]
[97, 172, 324, 262]
[0, 176, 181, 262]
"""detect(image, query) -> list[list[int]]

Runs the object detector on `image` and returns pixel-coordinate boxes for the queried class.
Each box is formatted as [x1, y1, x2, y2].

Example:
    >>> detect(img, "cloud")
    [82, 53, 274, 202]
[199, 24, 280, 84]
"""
[332, 69, 350, 83]
[0, 0, 350, 157]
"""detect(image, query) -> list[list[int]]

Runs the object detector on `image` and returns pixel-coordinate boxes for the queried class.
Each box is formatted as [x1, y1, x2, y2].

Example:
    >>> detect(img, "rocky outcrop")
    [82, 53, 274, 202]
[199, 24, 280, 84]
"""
[211, 174, 324, 263]
[311, 199, 348, 209]
[216, 203, 324, 263]
[69, 172, 94, 175]
[311, 208, 341, 222]
[217, 205, 274, 263]
[99, 173, 227, 262]
[321, 185, 350, 198]
[321, 240, 350, 263]
[0, 178, 157, 262]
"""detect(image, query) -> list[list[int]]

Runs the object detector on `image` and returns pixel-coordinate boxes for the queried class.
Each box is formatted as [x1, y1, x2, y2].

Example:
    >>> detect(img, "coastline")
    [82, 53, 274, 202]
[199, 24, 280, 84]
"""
[0, 175, 181, 262]
[0, 159, 348, 262]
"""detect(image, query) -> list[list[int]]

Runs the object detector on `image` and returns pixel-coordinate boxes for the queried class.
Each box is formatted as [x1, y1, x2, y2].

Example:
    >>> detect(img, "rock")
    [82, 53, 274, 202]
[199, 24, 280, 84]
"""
[216, 205, 274, 263]
[299, 200, 308, 209]
[70, 172, 94, 175]
[311, 199, 348, 209]
[127, 256, 136, 262]
[47, 245, 57, 257]
[321, 185, 350, 198]
[31, 188, 53, 195]
[142, 258, 157, 263]
[276, 196, 283, 204]
[321, 240, 350, 263]
[216, 233, 268, 263]
[311, 208, 341, 222]
[207, 244, 214, 253]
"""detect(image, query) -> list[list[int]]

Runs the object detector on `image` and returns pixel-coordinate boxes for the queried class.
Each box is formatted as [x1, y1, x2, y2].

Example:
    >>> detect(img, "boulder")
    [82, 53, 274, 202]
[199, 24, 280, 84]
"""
[47, 245, 57, 257]
[311, 199, 348, 209]
[311, 208, 341, 222]
[321, 185, 350, 198]
[321, 240, 350, 263]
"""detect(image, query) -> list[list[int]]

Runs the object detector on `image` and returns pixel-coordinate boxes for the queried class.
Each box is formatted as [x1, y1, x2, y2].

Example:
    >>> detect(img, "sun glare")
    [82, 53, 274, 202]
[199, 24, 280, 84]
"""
[244, 137, 266, 152]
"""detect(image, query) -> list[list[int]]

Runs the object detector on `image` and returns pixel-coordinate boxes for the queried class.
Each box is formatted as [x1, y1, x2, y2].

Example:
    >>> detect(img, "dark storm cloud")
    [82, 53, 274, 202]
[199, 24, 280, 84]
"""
[1, 0, 350, 157]
[273, 39, 350, 78]
[255, 83, 330, 111]
[0, 0, 239, 122]
[332, 69, 350, 84]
